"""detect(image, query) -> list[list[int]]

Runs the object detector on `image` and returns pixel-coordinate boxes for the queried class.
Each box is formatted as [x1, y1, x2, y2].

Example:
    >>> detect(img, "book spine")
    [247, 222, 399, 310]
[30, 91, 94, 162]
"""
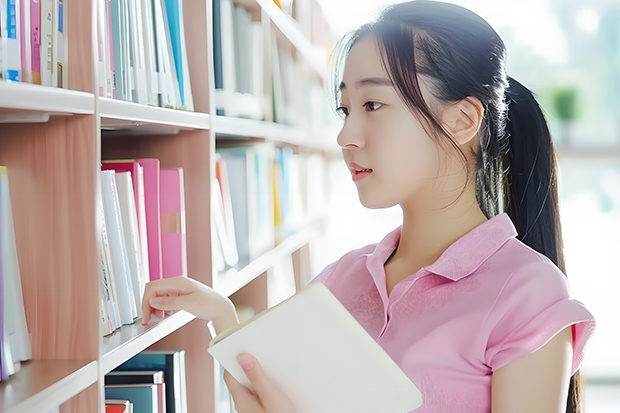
[29, 0, 39, 83]
[39, 0, 52, 86]
[160, 168, 187, 278]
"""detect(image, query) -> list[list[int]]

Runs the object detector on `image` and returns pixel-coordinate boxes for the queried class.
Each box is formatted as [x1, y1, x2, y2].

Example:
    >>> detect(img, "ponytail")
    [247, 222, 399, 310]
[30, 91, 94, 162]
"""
[503, 77, 582, 413]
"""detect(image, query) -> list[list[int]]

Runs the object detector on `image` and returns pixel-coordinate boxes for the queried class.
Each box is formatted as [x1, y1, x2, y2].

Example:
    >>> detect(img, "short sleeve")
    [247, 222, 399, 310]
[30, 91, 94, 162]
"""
[485, 260, 595, 375]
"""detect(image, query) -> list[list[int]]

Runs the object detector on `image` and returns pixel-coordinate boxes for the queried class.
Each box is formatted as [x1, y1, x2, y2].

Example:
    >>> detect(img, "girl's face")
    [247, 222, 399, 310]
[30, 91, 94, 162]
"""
[337, 35, 446, 210]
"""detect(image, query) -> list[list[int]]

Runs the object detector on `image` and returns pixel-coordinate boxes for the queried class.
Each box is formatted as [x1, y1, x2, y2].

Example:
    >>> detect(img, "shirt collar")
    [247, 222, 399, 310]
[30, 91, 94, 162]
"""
[368, 212, 518, 281]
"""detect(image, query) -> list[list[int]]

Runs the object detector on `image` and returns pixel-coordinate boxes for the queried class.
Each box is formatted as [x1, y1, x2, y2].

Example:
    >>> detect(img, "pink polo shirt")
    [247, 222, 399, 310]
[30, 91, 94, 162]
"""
[309, 212, 595, 412]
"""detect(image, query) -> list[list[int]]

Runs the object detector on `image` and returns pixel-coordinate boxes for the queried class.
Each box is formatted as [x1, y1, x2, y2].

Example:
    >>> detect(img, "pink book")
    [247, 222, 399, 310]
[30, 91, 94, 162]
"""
[102, 160, 159, 281]
[160, 168, 187, 278]
[20, 0, 29, 82]
[30, 0, 41, 84]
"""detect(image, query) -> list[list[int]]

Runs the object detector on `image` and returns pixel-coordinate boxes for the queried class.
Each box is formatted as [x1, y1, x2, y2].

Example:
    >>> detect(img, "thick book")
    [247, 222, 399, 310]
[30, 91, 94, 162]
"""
[208, 283, 423, 413]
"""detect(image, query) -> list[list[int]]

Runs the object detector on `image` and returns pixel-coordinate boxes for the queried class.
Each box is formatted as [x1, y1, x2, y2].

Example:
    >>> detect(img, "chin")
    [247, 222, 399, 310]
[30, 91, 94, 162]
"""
[357, 192, 397, 210]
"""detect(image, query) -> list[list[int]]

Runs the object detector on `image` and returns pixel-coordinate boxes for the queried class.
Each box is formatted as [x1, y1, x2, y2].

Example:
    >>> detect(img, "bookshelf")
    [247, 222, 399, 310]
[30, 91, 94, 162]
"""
[0, 0, 338, 412]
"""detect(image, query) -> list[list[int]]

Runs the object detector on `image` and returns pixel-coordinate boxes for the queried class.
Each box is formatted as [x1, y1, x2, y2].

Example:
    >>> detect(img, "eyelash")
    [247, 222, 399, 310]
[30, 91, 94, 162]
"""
[336, 101, 384, 117]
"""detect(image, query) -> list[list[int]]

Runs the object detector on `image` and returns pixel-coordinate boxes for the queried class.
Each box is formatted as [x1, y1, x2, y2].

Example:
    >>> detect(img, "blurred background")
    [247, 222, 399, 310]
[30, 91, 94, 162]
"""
[310, 0, 620, 411]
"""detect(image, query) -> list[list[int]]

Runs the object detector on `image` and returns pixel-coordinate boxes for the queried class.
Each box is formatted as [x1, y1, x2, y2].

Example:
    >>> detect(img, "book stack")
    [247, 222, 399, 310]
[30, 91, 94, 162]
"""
[0, 167, 32, 382]
[213, 144, 328, 271]
[95, 0, 193, 110]
[105, 350, 188, 413]
[0, 0, 68, 86]
[99, 159, 188, 336]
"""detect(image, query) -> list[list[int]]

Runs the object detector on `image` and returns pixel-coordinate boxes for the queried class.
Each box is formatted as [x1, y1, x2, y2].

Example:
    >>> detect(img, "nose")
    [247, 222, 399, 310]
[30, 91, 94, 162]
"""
[336, 117, 365, 150]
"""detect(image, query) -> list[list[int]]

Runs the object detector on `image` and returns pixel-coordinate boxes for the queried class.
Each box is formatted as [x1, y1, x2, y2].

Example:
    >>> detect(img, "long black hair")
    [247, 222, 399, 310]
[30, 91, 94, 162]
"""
[331, 1, 581, 411]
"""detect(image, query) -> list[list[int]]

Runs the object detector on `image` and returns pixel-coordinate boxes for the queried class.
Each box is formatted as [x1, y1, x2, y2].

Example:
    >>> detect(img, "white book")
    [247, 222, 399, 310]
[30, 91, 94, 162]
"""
[208, 283, 423, 413]
[54, 0, 66, 87]
[128, 0, 148, 103]
[0, 167, 32, 366]
[134, 164, 150, 282]
[40, 0, 54, 86]
[140, 0, 158, 106]
[19, 0, 31, 83]
[115, 172, 146, 318]
[218, 0, 236, 114]
[153, 0, 181, 108]
[101, 170, 138, 324]
[99, 190, 122, 330]
[211, 181, 226, 273]
[96, 0, 109, 96]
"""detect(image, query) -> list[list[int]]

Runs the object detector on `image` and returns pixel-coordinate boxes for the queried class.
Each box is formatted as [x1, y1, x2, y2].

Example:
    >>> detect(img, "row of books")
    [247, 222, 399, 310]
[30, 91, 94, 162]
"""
[0, 0, 68, 86]
[99, 159, 188, 336]
[105, 350, 187, 413]
[95, 0, 194, 110]
[213, 144, 327, 270]
[212, 0, 263, 119]
[0, 166, 32, 382]
[212, 0, 329, 129]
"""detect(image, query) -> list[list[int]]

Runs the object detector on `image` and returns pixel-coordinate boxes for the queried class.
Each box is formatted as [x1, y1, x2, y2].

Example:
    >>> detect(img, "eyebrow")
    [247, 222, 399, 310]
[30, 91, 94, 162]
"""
[339, 77, 393, 91]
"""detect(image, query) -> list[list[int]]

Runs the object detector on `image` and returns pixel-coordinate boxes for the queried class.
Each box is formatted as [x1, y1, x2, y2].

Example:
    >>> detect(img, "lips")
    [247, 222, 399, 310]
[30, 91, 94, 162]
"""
[349, 162, 373, 182]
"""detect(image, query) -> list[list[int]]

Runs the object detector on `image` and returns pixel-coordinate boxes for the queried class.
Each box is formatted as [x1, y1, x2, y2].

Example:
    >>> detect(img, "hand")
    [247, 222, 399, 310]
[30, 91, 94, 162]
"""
[141, 276, 238, 334]
[224, 353, 297, 413]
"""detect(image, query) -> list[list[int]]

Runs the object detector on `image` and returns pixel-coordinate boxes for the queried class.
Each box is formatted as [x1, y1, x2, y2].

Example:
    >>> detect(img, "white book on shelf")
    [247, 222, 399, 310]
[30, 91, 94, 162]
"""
[0, 167, 32, 367]
[140, 0, 159, 106]
[98, 268, 114, 336]
[115, 171, 146, 318]
[217, 0, 236, 115]
[53, 0, 67, 88]
[153, 0, 181, 108]
[162, 0, 193, 110]
[101, 170, 138, 325]
[211, 181, 226, 273]
[96, 0, 111, 97]
[19, 0, 31, 83]
[40, 0, 54, 86]
[99, 189, 122, 331]
[128, 0, 148, 103]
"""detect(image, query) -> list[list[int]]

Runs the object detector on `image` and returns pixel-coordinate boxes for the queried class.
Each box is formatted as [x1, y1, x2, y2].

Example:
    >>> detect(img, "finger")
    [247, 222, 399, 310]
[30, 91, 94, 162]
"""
[224, 370, 262, 412]
[237, 353, 292, 412]
[148, 294, 188, 312]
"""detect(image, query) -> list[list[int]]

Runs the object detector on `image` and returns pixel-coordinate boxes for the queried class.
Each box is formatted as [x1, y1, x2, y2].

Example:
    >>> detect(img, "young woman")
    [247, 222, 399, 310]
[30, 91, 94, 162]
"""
[142, 1, 596, 412]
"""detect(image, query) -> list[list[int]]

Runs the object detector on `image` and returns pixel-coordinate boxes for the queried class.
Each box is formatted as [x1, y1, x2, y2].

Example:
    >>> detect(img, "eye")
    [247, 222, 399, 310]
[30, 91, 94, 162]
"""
[364, 101, 384, 112]
[336, 106, 350, 117]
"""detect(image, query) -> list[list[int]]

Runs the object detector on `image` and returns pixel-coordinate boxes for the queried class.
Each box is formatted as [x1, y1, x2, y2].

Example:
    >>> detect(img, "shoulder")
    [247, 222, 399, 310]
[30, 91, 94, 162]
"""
[306, 242, 377, 287]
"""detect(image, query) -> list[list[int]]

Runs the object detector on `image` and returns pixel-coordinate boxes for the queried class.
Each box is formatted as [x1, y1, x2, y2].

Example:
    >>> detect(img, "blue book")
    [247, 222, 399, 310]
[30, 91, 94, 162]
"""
[105, 384, 158, 413]
[162, 0, 193, 110]
[115, 350, 187, 413]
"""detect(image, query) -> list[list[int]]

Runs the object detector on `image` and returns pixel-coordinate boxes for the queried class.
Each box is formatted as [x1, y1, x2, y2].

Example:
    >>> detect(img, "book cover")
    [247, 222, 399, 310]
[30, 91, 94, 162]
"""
[208, 283, 423, 413]
[115, 172, 147, 317]
[105, 384, 158, 413]
[106, 370, 165, 413]
[19, 0, 30, 83]
[39, 0, 53, 86]
[0, 167, 32, 366]
[101, 170, 138, 324]
[214, 154, 238, 267]
[4, 0, 21, 81]
[115, 350, 187, 413]
[105, 399, 132, 413]
[136, 158, 162, 281]
[162, 0, 193, 110]
[159, 167, 187, 278]
[30, 0, 40, 84]
[55, 0, 66, 87]
[98, 184, 122, 330]
[103, 161, 151, 282]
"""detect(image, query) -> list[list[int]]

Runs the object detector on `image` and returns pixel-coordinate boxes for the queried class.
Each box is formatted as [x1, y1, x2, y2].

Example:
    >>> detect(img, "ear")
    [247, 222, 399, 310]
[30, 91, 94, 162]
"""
[441, 97, 484, 146]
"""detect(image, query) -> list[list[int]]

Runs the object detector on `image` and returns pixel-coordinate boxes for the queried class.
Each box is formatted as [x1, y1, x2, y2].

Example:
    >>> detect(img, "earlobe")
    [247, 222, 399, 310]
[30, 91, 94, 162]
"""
[443, 97, 484, 146]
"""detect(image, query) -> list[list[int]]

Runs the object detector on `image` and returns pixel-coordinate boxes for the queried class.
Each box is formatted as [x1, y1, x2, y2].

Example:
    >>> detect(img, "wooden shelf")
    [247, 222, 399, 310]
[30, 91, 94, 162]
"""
[212, 115, 339, 152]
[0, 360, 98, 413]
[254, 0, 328, 80]
[101, 310, 196, 374]
[0, 82, 95, 122]
[216, 226, 322, 297]
[99, 98, 210, 134]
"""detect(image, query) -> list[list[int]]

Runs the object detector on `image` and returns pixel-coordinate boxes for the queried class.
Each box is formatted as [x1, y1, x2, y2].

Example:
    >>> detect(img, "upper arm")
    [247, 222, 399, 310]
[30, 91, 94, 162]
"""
[491, 327, 573, 413]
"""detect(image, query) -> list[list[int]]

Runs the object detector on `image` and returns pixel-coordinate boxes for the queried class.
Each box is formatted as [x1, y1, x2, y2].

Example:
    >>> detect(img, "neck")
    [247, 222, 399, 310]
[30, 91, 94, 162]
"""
[389, 177, 489, 272]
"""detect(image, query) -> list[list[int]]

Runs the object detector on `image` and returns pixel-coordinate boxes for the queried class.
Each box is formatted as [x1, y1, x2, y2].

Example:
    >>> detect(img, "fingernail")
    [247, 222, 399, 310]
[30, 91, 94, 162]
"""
[150, 297, 163, 305]
[237, 353, 255, 371]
